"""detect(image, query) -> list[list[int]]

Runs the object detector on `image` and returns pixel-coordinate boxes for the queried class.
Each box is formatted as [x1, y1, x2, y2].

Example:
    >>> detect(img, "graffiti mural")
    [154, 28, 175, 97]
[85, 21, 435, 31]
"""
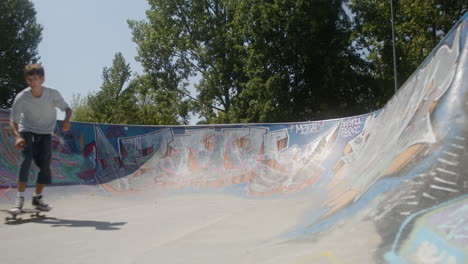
[385, 196, 468, 264]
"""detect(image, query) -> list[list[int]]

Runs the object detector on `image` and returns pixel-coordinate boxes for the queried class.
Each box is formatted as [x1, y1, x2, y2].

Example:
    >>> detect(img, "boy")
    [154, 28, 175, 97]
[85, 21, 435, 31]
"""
[9, 64, 72, 213]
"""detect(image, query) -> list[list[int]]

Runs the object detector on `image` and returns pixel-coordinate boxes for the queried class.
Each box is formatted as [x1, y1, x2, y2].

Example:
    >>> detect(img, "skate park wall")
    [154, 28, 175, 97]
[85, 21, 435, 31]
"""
[1, 12, 468, 264]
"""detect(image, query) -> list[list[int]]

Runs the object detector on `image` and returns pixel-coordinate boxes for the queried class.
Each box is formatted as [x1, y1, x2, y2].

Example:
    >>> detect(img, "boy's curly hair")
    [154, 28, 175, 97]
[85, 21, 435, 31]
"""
[24, 64, 45, 78]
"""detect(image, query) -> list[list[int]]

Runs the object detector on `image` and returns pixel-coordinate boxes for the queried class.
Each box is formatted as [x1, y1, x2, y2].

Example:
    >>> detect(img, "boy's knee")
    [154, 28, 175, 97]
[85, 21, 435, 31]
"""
[37, 178, 51, 185]
[37, 169, 52, 185]
[19, 156, 33, 170]
[18, 150, 33, 183]
[37, 177, 52, 185]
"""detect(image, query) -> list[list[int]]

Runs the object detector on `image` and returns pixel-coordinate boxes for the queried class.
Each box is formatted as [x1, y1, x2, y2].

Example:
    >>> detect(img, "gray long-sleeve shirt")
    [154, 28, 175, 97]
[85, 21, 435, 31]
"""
[10, 87, 70, 135]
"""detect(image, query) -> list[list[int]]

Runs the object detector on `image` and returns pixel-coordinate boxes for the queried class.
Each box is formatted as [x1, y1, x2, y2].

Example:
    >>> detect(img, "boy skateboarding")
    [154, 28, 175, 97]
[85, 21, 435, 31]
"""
[9, 64, 72, 213]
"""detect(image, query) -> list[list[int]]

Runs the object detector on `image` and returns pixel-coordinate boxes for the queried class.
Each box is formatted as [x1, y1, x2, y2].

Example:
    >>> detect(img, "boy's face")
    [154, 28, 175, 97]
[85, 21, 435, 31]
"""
[25, 74, 44, 89]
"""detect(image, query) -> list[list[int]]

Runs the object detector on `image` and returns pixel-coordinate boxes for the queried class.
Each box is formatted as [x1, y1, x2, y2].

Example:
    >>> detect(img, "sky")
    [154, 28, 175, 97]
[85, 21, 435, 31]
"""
[29, 0, 152, 121]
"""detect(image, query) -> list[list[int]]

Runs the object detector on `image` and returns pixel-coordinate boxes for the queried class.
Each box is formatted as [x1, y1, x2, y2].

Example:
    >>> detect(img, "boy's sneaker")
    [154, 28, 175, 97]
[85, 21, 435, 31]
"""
[10, 196, 24, 214]
[32, 195, 52, 211]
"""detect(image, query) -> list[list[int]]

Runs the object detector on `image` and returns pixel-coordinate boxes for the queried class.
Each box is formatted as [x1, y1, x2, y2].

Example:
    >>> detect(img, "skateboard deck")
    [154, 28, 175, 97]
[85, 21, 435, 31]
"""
[1, 208, 48, 222]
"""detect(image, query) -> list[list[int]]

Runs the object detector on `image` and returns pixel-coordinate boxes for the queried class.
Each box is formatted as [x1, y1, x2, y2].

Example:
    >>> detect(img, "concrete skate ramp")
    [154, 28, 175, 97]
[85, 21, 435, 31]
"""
[1, 13, 468, 264]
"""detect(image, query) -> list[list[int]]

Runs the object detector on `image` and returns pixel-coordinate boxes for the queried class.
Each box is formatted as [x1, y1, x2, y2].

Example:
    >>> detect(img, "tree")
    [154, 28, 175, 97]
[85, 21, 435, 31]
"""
[349, 0, 467, 104]
[72, 53, 188, 125]
[70, 93, 96, 123]
[130, 74, 190, 125]
[129, 0, 243, 124]
[72, 52, 138, 124]
[0, 0, 42, 109]
[233, 0, 371, 122]
[130, 0, 371, 124]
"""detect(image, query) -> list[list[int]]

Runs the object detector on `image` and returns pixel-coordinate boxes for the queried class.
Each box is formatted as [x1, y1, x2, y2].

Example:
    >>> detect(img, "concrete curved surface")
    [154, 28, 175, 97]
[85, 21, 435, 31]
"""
[1, 13, 467, 264]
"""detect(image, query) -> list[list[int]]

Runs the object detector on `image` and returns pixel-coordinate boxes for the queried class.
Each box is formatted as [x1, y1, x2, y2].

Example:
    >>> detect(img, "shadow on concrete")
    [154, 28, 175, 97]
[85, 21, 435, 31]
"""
[4, 216, 127, 230]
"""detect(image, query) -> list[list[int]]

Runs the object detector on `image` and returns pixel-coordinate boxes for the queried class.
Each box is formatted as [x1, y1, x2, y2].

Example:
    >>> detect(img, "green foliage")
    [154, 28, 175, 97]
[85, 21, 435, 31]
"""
[70, 93, 96, 123]
[129, 0, 243, 123]
[129, 0, 372, 123]
[79, 1, 468, 125]
[234, 0, 371, 122]
[0, 0, 42, 108]
[72, 52, 188, 125]
[72, 53, 137, 124]
[130, 74, 189, 125]
[349, 0, 467, 104]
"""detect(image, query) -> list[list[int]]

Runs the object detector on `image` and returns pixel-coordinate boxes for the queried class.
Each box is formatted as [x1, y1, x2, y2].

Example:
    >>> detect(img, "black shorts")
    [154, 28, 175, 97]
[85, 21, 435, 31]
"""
[18, 132, 52, 184]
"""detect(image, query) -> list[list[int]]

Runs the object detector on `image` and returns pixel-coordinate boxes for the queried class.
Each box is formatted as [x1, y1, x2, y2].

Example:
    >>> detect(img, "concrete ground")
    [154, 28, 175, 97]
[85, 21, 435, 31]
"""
[0, 185, 382, 264]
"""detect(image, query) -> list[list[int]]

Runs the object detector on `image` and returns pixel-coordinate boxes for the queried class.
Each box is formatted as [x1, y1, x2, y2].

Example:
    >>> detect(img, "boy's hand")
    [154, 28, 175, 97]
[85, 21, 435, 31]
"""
[61, 120, 71, 132]
[15, 137, 26, 150]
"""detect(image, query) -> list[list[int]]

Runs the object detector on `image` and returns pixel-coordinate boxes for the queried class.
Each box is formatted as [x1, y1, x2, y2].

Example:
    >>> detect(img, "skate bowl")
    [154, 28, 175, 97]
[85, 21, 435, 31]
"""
[1, 13, 467, 264]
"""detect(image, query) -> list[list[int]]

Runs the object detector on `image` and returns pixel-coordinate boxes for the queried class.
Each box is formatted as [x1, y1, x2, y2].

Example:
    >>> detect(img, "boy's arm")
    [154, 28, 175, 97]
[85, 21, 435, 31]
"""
[9, 121, 21, 139]
[9, 92, 25, 149]
[61, 107, 73, 132]
[64, 107, 72, 122]
[53, 89, 73, 131]
[9, 121, 25, 150]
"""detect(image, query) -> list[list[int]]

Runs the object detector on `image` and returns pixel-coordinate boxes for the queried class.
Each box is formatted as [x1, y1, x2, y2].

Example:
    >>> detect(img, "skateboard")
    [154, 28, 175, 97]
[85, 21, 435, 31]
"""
[1, 208, 48, 222]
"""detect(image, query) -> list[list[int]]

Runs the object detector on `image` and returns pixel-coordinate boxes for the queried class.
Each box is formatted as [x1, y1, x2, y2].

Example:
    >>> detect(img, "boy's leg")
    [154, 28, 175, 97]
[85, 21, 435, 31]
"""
[32, 133, 52, 187]
[12, 132, 33, 211]
[12, 182, 27, 212]
[18, 132, 33, 185]
[35, 183, 45, 195]
[32, 133, 53, 211]
[18, 182, 27, 192]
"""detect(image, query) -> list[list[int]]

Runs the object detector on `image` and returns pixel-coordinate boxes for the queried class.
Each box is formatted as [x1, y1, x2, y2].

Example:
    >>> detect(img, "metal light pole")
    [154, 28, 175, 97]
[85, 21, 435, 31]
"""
[390, 0, 398, 93]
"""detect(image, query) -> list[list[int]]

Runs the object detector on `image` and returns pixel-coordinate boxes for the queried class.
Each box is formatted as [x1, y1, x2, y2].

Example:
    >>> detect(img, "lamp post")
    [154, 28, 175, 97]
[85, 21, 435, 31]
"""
[390, 0, 398, 93]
